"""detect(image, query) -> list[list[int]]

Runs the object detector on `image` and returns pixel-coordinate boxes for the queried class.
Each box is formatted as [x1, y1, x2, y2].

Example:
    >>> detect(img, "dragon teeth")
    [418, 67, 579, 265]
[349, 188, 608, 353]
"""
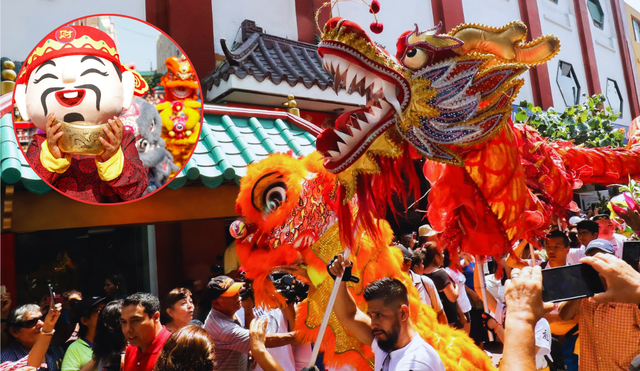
[383, 82, 402, 117]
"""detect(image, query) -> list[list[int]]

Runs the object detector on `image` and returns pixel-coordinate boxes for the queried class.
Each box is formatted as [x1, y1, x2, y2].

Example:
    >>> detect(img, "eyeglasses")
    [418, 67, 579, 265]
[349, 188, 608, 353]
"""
[16, 316, 44, 328]
[591, 214, 610, 221]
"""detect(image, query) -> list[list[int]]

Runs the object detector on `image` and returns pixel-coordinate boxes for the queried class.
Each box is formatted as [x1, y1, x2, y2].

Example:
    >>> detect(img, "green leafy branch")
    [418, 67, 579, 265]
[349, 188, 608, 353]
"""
[514, 94, 625, 148]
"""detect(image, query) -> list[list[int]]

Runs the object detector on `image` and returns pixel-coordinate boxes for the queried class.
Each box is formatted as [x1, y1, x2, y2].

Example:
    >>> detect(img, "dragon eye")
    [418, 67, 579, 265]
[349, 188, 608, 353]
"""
[403, 47, 428, 70]
[139, 139, 148, 149]
[263, 183, 287, 213]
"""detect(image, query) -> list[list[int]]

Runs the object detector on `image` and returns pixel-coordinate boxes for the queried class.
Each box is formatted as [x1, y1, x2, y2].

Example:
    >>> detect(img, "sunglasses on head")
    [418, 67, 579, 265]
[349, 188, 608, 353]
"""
[16, 316, 44, 328]
[592, 214, 610, 221]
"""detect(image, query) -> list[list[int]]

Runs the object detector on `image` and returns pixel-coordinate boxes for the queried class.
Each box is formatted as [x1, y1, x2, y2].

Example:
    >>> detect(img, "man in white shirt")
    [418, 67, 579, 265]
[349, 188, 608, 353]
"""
[404, 247, 447, 325]
[328, 254, 445, 371]
[592, 214, 626, 258]
[508, 230, 584, 269]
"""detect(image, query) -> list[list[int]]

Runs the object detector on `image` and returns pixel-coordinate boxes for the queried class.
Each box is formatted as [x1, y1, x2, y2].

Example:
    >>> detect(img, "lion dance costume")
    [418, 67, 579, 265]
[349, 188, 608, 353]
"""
[232, 17, 640, 371]
[157, 55, 201, 167]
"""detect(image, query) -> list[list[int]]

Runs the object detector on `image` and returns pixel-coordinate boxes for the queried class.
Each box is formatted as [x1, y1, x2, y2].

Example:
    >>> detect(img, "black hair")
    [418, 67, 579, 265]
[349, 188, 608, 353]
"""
[161, 288, 192, 325]
[442, 249, 451, 268]
[546, 230, 570, 247]
[422, 241, 439, 266]
[123, 292, 160, 318]
[576, 220, 599, 234]
[410, 250, 426, 270]
[93, 300, 126, 367]
[363, 278, 408, 308]
[105, 273, 127, 297]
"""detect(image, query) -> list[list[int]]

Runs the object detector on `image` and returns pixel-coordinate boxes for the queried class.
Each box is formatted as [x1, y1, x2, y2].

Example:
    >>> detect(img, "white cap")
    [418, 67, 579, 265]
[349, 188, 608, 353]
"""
[569, 216, 583, 225]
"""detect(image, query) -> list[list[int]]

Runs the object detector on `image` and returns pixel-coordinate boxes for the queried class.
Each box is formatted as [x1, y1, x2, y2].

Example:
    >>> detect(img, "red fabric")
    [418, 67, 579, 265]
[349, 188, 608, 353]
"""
[25, 131, 148, 203]
[123, 327, 171, 371]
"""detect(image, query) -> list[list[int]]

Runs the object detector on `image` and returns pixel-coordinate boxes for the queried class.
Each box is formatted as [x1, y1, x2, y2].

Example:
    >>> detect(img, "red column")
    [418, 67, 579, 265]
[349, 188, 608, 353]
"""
[296, 0, 330, 43]
[574, 0, 602, 95]
[430, 0, 465, 31]
[145, 0, 216, 80]
[1, 233, 17, 306]
[609, 0, 640, 118]
[517, 0, 555, 109]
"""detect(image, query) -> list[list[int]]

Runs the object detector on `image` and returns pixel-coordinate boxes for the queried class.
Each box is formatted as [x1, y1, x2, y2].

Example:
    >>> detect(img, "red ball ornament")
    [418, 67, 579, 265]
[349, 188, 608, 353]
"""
[370, 22, 384, 34]
[369, 0, 381, 14]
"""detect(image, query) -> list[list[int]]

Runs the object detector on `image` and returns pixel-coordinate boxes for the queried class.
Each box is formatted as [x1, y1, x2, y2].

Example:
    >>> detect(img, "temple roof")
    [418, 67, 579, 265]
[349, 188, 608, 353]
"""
[204, 20, 333, 92]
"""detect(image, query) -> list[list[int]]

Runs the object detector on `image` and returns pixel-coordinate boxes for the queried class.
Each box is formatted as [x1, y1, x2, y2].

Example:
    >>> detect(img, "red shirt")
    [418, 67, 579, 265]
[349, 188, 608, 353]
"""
[123, 326, 172, 371]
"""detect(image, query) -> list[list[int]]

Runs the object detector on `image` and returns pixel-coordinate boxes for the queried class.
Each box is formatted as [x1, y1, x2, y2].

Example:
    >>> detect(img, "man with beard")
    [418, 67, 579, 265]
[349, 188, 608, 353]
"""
[328, 254, 445, 371]
[14, 25, 149, 203]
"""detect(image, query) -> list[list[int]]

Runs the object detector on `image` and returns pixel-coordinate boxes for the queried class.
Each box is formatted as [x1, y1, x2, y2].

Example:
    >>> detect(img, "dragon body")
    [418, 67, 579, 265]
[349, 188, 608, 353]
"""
[314, 17, 640, 257]
[234, 152, 494, 370]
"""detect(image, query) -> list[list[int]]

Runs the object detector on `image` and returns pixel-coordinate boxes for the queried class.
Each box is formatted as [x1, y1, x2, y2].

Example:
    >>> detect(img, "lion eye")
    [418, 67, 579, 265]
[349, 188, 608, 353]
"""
[263, 183, 287, 213]
[403, 47, 427, 70]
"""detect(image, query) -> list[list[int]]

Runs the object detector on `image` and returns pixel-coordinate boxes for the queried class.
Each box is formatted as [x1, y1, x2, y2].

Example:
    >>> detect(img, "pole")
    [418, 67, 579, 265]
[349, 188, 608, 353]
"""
[307, 248, 352, 368]
[475, 255, 494, 342]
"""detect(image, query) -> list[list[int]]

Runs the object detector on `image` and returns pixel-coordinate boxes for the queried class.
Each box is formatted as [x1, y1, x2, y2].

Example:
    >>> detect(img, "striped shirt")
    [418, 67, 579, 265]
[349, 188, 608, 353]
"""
[204, 309, 250, 371]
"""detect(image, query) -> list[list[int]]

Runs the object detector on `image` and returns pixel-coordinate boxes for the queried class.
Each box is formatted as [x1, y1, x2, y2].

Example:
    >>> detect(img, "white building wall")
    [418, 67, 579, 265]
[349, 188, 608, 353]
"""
[212, 0, 298, 52]
[0, 0, 146, 61]
[587, 0, 633, 123]
[537, 0, 590, 110]
[461, 0, 535, 105]
[332, 0, 434, 57]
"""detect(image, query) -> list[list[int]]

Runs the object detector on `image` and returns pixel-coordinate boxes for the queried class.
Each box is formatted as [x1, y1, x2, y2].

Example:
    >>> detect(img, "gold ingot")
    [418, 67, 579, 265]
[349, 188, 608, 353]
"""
[57, 120, 107, 156]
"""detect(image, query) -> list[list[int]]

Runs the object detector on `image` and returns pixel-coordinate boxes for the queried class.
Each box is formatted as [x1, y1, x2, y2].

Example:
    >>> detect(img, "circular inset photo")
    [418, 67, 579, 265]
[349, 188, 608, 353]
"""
[11, 15, 202, 204]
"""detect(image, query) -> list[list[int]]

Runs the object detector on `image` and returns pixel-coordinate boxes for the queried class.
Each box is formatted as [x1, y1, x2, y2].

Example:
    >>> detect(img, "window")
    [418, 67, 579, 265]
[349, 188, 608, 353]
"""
[556, 61, 581, 106]
[633, 18, 640, 42]
[587, 0, 605, 29]
[605, 79, 623, 117]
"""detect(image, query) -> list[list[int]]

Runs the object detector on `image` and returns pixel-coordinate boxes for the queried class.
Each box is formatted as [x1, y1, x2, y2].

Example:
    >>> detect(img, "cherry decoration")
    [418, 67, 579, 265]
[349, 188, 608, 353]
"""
[370, 22, 384, 34]
[369, 0, 381, 14]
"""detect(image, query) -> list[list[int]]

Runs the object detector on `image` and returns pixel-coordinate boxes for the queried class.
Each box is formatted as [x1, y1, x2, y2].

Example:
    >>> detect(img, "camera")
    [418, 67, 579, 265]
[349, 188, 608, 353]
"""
[270, 273, 309, 304]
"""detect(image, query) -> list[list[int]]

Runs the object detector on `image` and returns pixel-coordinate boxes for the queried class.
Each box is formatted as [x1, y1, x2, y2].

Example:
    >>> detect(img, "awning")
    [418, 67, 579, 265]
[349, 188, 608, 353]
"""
[0, 100, 319, 194]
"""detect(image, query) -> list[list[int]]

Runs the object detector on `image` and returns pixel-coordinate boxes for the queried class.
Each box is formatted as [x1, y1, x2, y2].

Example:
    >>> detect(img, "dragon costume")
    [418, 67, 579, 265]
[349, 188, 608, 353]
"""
[232, 17, 640, 371]
[314, 17, 640, 259]
[234, 151, 494, 370]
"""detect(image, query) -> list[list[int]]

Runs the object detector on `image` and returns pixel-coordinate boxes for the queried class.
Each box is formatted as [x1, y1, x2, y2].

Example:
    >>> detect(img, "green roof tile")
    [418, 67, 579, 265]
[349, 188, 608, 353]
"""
[0, 107, 319, 193]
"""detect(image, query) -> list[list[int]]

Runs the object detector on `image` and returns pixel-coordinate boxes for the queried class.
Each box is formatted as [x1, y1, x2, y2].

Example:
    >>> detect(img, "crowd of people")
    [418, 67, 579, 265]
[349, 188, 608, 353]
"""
[1, 210, 639, 371]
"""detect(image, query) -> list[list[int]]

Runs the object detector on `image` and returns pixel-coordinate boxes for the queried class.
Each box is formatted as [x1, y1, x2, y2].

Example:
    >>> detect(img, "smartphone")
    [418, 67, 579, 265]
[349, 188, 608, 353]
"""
[48, 283, 55, 305]
[541, 263, 605, 303]
[623, 241, 640, 272]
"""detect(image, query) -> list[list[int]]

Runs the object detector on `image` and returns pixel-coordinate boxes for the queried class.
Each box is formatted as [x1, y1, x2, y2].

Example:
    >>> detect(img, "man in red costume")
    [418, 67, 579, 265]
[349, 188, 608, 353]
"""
[14, 25, 149, 203]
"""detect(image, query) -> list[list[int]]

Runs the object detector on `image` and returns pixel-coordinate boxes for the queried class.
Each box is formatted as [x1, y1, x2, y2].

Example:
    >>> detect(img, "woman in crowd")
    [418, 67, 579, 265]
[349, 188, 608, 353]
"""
[0, 304, 64, 371]
[161, 289, 195, 333]
[423, 242, 460, 328]
[103, 275, 127, 301]
[153, 325, 215, 371]
[61, 297, 106, 371]
[92, 300, 125, 371]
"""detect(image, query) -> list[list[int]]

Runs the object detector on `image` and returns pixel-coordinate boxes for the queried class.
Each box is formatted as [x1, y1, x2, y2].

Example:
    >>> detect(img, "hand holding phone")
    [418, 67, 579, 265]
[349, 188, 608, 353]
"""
[622, 242, 640, 272]
[581, 253, 640, 305]
[541, 263, 605, 303]
[48, 283, 55, 305]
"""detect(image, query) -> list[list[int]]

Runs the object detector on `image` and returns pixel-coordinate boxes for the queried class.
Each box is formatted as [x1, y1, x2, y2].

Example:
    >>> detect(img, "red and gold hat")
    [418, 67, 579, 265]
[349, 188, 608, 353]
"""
[16, 25, 148, 95]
